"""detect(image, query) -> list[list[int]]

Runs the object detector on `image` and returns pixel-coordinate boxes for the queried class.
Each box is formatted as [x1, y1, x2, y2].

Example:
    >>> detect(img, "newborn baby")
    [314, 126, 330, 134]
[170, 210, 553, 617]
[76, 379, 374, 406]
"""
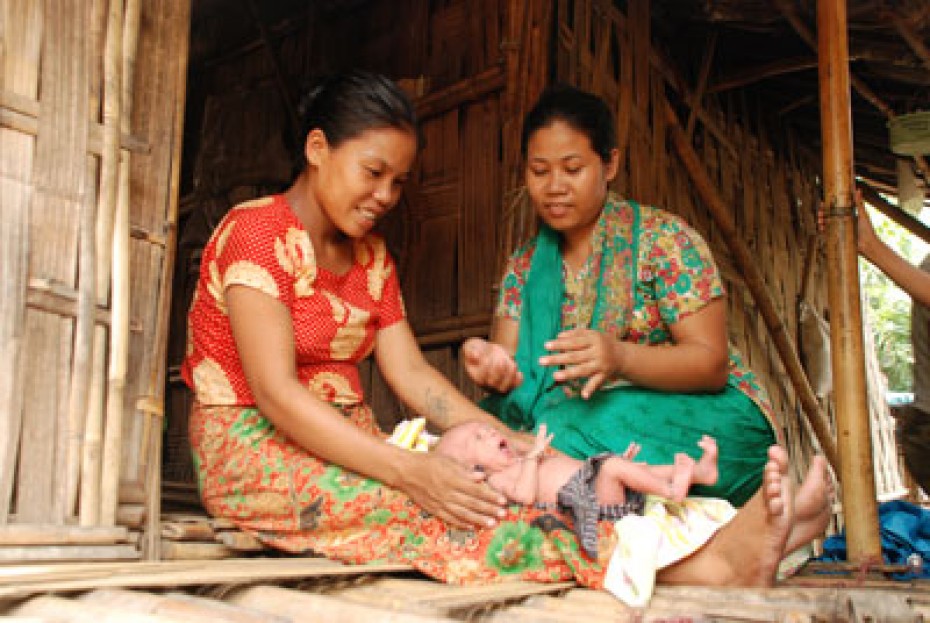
[434, 422, 718, 557]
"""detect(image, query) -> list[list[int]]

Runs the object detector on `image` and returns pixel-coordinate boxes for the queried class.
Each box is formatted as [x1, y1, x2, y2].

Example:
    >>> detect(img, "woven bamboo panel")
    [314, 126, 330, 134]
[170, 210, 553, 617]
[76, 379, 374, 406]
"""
[1, 0, 190, 552]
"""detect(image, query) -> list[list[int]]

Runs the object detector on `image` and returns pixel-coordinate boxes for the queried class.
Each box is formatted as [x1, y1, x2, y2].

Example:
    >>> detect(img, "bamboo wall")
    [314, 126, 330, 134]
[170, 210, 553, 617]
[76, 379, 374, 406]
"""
[0, 0, 190, 560]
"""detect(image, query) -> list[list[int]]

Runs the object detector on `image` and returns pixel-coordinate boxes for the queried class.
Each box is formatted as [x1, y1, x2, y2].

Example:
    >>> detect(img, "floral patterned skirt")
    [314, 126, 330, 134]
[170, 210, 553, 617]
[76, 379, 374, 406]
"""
[188, 402, 619, 586]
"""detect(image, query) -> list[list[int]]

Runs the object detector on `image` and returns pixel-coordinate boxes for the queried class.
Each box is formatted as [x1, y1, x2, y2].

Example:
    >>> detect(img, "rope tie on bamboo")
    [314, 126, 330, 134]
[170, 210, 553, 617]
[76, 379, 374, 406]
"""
[821, 198, 856, 220]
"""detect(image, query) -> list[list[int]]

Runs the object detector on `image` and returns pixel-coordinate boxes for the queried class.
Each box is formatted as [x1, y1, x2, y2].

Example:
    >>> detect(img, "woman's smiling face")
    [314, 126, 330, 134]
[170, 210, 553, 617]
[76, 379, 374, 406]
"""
[524, 119, 618, 245]
[309, 125, 417, 238]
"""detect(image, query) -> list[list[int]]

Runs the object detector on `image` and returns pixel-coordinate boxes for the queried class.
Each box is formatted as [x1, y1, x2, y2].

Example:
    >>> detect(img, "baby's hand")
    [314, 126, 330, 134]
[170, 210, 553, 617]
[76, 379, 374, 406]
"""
[527, 424, 554, 460]
[621, 441, 641, 461]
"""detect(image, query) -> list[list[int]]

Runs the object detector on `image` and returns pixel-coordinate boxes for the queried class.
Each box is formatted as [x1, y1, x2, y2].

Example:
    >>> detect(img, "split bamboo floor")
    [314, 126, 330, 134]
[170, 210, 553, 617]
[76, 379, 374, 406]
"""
[0, 556, 928, 621]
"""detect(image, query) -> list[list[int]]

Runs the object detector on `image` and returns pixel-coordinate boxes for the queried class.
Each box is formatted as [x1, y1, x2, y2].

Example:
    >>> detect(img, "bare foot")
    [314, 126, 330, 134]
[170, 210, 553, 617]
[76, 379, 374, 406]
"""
[656, 444, 794, 588]
[785, 455, 832, 554]
[670, 453, 696, 502]
[692, 435, 719, 486]
[752, 445, 796, 585]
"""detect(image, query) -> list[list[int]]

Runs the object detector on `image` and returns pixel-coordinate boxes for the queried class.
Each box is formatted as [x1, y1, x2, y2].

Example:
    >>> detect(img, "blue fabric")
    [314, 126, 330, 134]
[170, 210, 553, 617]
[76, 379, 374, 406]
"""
[817, 500, 930, 579]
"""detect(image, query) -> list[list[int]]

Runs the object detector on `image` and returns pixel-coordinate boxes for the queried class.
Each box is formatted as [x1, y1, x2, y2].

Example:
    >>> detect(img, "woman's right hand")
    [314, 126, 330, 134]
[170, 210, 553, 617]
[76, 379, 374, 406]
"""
[462, 338, 523, 393]
[396, 451, 508, 529]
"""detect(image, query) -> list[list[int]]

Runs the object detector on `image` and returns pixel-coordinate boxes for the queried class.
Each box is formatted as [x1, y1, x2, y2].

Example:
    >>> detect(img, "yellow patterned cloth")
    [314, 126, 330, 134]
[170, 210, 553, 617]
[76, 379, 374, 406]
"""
[605, 495, 736, 606]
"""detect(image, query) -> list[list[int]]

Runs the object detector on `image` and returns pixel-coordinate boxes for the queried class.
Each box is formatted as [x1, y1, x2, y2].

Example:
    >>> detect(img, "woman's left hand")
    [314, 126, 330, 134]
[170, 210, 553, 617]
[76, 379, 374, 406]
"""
[539, 328, 626, 399]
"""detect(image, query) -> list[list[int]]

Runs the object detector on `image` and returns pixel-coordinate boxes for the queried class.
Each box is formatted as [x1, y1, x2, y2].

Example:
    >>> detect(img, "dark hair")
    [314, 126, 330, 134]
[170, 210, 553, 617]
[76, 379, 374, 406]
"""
[520, 84, 617, 163]
[291, 70, 419, 176]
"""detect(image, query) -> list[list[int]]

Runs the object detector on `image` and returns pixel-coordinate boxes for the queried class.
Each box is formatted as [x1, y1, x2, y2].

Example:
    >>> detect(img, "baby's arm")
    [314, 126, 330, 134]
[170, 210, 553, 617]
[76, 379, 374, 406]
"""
[486, 425, 553, 505]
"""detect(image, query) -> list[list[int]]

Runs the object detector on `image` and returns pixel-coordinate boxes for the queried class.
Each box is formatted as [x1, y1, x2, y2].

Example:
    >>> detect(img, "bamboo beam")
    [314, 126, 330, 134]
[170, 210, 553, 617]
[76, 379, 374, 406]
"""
[816, 0, 881, 563]
[858, 182, 930, 246]
[707, 56, 819, 95]
[685, 32, 716, 139]
[887, 9, 930, 73]
[415, 66, 506, 122]
[1, 89, 149, 154]
[664, 102, 839, 471]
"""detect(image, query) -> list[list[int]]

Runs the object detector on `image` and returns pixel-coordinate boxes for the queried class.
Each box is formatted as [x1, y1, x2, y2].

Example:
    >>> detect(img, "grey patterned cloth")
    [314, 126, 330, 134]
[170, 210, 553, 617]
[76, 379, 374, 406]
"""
[540, 452, 645, 559]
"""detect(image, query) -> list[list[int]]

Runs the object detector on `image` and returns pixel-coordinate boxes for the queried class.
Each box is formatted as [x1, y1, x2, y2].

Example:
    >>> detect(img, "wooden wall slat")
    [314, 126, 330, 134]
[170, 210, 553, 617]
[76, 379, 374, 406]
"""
[458, 97, 502, 316]
[0, 0, 43, 522]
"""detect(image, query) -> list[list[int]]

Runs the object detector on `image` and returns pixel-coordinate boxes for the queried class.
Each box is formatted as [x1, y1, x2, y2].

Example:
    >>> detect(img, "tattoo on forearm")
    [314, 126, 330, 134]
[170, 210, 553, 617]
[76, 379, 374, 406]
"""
[424, 388, 450, 426]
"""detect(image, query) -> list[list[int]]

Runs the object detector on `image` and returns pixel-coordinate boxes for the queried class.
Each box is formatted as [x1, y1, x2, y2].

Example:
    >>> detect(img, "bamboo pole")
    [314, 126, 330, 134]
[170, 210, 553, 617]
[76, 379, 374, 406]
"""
[82, 0, 123, 528]
[816, 0, 880, 562]
[664, 102, 839, 471]
[100, 0, 140, 527]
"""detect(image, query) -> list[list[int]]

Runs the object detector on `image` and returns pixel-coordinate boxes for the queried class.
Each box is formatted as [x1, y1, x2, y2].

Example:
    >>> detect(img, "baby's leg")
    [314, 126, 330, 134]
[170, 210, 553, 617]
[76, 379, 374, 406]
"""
[596, 457, 681, 504]
[691, 435, 719, 486]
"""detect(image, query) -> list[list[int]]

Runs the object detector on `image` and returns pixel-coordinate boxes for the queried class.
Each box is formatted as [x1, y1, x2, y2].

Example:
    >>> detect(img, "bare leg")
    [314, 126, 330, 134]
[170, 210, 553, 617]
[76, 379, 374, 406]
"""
[656, 445, 794, 587]
[669, 454, 696, 502]
[784, 455, 832, 554]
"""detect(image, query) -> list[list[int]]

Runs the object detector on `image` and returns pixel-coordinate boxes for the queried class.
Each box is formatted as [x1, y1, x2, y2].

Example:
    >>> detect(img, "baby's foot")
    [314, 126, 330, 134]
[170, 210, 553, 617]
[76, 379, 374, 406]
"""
[693, 435, 719, 486]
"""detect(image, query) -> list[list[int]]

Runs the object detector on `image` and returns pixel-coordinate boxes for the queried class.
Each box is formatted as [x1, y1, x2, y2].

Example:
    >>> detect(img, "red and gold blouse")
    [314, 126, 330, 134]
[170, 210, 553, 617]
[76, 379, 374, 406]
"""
[182, 194, 405, 407]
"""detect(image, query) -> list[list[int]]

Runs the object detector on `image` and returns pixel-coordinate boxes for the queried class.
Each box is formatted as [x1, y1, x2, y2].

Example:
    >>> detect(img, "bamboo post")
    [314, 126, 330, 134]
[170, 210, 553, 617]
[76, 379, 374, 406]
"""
[816, 0, 880, 562]
[664, 102, 839, 471]
[139, 0, 192, 561]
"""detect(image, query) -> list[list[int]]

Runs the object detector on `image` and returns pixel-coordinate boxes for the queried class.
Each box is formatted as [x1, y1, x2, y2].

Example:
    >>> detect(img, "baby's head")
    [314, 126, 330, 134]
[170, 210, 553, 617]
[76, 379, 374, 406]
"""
[434, 422, 517, 472]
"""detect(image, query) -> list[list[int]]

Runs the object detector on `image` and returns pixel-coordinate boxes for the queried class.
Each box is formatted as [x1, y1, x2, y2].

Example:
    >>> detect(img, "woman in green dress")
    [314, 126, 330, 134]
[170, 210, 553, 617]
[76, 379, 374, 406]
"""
[466, 84, 776, 506]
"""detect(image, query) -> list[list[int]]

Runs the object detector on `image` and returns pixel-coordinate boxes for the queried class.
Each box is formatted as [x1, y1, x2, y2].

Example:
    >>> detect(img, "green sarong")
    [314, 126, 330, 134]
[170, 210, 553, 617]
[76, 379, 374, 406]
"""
[482, 200, 774, 506]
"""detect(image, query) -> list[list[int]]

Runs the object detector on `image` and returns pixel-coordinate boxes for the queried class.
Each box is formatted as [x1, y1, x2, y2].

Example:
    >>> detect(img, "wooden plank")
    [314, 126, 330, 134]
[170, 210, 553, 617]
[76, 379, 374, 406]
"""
[0, 559, 413, 601]
[0, 525, 127, 546]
